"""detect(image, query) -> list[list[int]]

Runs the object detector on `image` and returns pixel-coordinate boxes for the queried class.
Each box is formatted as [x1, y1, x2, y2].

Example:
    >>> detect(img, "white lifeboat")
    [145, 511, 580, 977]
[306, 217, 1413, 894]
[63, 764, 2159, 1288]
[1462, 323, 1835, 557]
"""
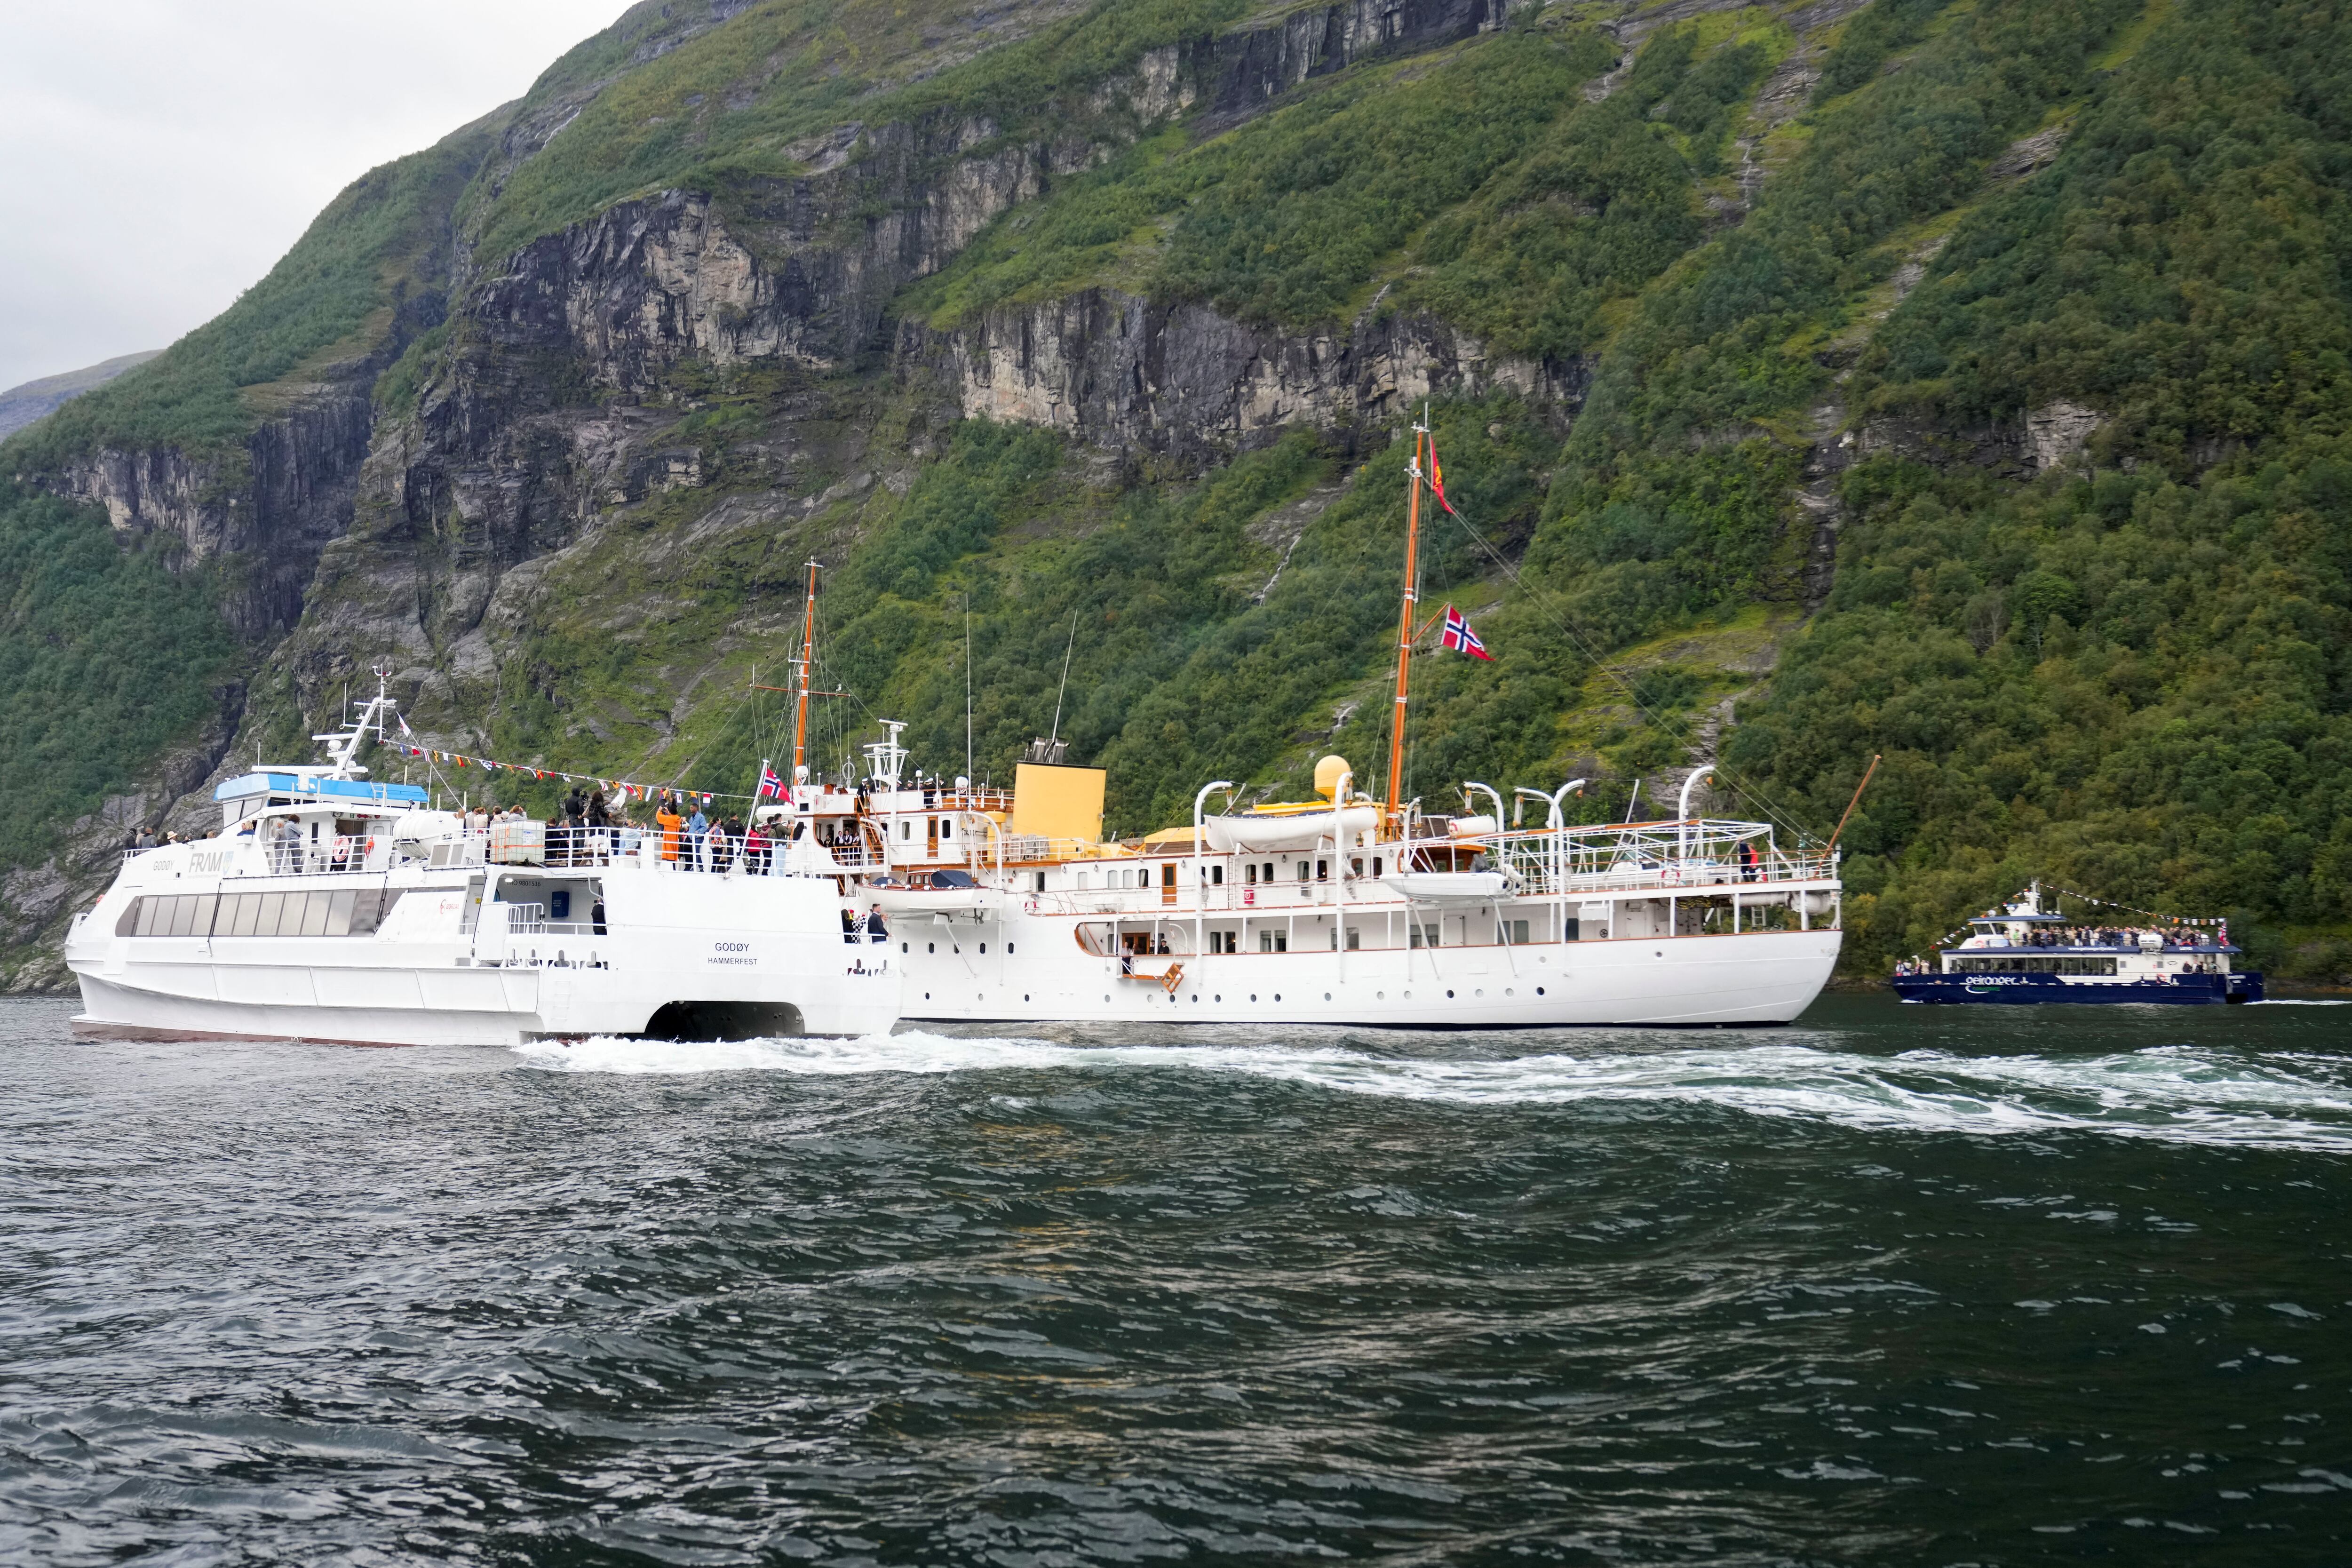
[1203, 804, 1378, 854]
[1378, 869, 1518, 905]
[868, 869, 1003, 917]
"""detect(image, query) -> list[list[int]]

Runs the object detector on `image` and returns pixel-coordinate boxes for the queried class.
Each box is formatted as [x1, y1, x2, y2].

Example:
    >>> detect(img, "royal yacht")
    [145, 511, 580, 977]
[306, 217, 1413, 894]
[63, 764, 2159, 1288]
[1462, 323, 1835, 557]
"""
[64, 679, 899, 1047]
[758, 416, 1844, 1028]
[1891, 882, 2261, 1004]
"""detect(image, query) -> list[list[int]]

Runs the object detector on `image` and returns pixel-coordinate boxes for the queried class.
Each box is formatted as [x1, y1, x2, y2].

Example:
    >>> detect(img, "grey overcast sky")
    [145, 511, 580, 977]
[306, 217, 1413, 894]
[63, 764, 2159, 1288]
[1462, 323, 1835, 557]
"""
[0, 1, 638, 393]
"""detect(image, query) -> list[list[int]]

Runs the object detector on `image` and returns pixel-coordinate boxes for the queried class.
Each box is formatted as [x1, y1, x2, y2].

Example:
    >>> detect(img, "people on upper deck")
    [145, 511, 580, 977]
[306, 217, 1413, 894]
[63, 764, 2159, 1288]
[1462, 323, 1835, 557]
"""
[656, 796, 684, 863]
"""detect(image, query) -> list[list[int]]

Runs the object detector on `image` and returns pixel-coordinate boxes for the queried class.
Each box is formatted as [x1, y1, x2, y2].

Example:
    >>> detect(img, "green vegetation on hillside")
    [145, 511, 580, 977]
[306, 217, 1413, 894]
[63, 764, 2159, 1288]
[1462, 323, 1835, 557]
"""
[465, 0, 1255, 266]
[0, 483, 237, 866]
[7, 0, 2350, 985]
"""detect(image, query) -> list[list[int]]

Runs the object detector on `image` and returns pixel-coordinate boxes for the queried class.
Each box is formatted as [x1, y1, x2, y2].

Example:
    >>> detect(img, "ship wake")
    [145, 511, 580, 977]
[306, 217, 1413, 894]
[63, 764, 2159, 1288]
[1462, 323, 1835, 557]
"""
[512, 1031, 2352, 1152]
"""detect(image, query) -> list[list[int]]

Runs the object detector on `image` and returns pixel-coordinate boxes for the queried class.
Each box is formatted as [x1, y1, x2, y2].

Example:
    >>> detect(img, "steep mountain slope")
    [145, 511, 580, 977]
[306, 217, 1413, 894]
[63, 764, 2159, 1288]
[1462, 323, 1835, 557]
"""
[1, 0, 2346, 989]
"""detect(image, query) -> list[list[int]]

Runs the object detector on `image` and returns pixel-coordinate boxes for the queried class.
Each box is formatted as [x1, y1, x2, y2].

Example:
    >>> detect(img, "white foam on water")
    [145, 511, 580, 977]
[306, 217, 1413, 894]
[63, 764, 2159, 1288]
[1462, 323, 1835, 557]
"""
[511, 1030, 2352, 1151]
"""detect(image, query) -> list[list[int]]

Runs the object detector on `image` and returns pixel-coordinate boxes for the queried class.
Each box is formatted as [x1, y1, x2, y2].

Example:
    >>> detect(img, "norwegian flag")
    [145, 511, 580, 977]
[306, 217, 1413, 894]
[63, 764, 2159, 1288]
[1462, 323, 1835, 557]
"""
[1439, 605, 1492, 661]
[755, 759, 783, 800]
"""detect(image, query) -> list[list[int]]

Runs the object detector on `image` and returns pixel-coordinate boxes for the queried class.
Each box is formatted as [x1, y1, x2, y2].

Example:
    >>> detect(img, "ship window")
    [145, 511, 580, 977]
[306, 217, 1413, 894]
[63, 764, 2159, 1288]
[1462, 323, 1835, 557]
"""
[1346, 927, 1360, 950]
[1351, 858, 1363, 878]
[1410, 923, 1440, 949]
[325, 891, 356, 937]
[1033, 872, 1046, 892]
[1373, 857, 1383, 879]
[1210, 866, 1224, 885]
[1244, 863, 1257, 885]
[1259, 931, 1287, 953]
[1263, 863, 1274, 883]
[941, 818, 954, 840]
[1296, 862, 1309, 883]
[1502, 920, 1529, 945]
[255, 891, 286, 935]
[1316, 860, 1328, 881]
[900, 820, 912, 839]
[301, 892, 332, 937]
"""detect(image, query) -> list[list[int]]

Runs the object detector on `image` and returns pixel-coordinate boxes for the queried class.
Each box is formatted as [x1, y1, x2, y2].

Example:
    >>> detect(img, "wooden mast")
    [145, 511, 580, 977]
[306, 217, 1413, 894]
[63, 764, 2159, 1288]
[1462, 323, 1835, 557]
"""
[1383, 414, 1428, 831]
[791, 560, 819, 781]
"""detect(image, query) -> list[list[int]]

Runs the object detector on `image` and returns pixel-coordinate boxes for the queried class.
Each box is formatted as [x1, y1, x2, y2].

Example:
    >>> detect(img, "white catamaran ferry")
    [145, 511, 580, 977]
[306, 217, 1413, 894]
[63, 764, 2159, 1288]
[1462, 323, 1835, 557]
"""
[756, 415, 1843, 1028]
[64, 680, 899, 1047]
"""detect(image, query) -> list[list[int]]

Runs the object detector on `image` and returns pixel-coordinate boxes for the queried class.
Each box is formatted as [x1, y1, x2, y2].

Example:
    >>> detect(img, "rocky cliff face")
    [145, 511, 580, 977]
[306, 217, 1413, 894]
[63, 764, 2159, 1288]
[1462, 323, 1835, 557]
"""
[918, 290, 1590, 456]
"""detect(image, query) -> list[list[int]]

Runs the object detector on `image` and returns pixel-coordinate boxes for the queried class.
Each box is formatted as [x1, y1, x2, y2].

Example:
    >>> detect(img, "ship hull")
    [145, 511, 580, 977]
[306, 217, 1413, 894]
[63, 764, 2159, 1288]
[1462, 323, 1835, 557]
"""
[898, 925, 1841, 1028]
[1891, 972, 2263, 1005]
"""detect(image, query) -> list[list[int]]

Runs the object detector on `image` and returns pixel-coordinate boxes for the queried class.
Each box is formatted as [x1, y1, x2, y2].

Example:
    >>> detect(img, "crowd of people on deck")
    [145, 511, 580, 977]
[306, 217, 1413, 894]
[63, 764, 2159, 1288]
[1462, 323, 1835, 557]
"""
[1998, 923, 2209, 950]
[537, 787, 780, 872]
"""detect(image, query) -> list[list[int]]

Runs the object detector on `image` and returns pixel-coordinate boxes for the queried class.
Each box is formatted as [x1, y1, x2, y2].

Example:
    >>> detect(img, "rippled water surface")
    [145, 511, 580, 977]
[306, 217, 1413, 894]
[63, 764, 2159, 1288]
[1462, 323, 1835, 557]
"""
[4, 995, 2349, 1564]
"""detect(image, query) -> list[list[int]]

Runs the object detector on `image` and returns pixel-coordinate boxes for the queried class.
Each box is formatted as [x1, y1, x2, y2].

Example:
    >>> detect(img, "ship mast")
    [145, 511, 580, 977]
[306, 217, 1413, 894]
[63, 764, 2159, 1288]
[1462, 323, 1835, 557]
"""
[791, 560, 819, 781]
[1382, 413, 1429, 832]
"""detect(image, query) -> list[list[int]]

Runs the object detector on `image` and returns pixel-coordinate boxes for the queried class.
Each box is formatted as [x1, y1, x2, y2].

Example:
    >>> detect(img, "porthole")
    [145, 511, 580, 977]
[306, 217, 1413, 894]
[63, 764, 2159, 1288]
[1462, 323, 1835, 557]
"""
[1403, 990, 1412, 1000]
[901, 941, 908, 953]
[1505, 987, 1514, 997]
[1475, 988, 1483, 998]
[1024, 993, 1031, 1002]
[1324, 992, 1332, 1001]
[1537, 986, 1546, 995]
[1250, 994, 1257, 1002]
[927, 941, 935, 954]
[1376, 990, 1385, 1001]
[1654, 950, 1663, 959]
[923, 992, 930, 1000]
[1008, 942, 1016, 954]
[1215, 994, 1222, 1002]
[979, 942, 986, 954]
[1446, 989, 1454, 999]
[1104, 995, 1111, 1003]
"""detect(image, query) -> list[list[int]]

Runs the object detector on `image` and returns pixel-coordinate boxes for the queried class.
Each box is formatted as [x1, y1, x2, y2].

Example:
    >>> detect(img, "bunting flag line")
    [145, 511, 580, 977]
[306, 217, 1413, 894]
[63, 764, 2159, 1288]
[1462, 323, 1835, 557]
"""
[393, 743, 740, 806]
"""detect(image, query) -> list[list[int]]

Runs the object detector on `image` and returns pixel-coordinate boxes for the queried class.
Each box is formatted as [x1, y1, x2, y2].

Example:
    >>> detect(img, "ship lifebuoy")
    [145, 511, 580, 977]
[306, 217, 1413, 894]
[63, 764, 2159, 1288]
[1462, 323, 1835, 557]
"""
[1662, 867, 1683, 886]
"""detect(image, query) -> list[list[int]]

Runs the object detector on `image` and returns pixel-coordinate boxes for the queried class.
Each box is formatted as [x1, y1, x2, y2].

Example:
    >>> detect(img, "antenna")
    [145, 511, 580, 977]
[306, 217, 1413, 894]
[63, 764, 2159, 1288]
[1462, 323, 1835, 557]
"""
[964, 593, 974, 784]
[1049, 607, 1078, 746]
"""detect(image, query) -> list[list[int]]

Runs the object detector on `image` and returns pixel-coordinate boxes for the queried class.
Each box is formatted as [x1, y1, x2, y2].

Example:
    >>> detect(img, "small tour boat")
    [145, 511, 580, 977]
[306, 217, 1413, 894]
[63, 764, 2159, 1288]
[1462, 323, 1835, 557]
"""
[1890, 882, 2262, 1005]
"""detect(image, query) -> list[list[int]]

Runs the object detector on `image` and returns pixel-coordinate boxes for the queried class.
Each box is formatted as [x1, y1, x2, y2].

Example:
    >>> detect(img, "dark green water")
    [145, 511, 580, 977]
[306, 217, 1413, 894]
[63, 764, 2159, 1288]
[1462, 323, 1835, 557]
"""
[2, 994, 2347, 1565]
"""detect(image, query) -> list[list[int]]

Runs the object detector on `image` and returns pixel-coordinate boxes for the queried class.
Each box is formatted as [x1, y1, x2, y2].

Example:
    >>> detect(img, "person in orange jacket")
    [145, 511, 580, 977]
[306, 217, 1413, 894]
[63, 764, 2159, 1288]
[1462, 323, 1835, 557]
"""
[655, 794, 684, 862]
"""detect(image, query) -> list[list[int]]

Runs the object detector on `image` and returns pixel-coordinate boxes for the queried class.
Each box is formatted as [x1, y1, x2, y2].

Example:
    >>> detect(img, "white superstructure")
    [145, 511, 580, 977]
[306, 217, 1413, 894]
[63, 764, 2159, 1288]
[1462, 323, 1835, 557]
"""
[65, 679, 898, 1047]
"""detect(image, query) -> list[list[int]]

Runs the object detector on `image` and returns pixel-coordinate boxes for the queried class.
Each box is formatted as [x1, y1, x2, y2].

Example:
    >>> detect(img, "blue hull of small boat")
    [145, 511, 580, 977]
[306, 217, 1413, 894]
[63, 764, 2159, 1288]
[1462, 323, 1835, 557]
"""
[1891, 972, 2264, 1005]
